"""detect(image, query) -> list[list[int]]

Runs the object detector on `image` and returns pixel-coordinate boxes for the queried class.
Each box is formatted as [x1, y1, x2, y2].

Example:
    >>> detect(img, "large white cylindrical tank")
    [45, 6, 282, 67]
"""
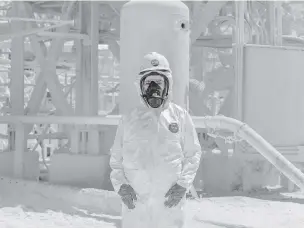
[119, 0, 190, 114]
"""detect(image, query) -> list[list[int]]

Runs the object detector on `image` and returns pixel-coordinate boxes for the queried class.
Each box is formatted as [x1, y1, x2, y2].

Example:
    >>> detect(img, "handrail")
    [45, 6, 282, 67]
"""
[0, 115, 121, 125]
[1, 114, 304, 190]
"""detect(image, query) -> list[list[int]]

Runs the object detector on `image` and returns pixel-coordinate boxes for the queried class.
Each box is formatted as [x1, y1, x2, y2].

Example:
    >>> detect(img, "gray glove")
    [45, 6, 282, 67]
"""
[118, 184, 137, 209]
[164, 183, 187, 208]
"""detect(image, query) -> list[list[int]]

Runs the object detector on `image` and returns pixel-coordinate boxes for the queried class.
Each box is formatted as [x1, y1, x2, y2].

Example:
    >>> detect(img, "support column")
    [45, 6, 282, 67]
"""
[275, 2, 283, 46]
[9, 2, 25, 178]
[233, 1, 245, 156]
[14, 124, 25, 178]
[266, 1, 276, 45]
[233, 0, 245, 121]
[265, 2, 282, 46]
[87, 1, 100, 154]
[72, 2, 85, 154]
[72, 2, 100, 154]
[48, 2, 111, 189]
[20, 1, 74, 137]
[90, 2, 99, 116]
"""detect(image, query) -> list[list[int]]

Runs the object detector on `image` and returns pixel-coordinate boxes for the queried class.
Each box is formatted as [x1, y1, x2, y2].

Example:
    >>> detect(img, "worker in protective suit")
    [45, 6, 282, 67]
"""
[110, 52, 202, 228]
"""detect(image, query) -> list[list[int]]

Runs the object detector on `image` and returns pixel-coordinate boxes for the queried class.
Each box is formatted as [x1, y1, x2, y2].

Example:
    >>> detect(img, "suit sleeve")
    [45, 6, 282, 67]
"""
[177, 110, 202, 190]
[109, 117, 128, 192]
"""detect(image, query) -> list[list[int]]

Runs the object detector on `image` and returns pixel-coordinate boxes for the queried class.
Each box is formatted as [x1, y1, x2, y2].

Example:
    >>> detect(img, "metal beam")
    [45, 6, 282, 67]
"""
[0, 115, 120, 125]
[9, 26, 24, 116]
[19, 1, 75, 136]
[9, 2, 26, 179]
[75, 2, 86, 115]
[37, 31, 90, 44]
[275, 1, 283, 46]
[22, 2, 75, 116]
[107, 39, 120, 62]
[0, 16, 74, 24]
[87, 1, 102, 155]
[0, 19, 74, 41]
[233, 1, 245, 121]
[90, 1, 100, 115]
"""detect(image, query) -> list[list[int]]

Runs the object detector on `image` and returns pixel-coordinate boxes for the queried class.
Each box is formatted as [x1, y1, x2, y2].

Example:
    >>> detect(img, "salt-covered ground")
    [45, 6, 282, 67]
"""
[0, 177, 303, 228]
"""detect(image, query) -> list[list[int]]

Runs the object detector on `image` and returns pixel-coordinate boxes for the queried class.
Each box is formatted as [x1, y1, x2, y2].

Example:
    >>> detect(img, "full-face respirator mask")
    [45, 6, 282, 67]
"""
[139, 72, 169, 109]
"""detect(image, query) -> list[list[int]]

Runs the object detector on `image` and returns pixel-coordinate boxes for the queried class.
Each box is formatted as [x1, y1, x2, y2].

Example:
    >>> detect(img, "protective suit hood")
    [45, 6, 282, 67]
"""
[134, 52, 173, 109]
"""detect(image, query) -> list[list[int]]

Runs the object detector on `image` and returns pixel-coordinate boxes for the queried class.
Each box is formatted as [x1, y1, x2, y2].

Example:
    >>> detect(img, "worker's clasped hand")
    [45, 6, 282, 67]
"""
[164, 183, 187, 208]
[118, 184, 137, 210]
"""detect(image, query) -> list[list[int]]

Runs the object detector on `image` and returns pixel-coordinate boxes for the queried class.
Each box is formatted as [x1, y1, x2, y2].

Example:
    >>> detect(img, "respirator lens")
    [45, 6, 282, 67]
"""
[140, 74, 169, 108]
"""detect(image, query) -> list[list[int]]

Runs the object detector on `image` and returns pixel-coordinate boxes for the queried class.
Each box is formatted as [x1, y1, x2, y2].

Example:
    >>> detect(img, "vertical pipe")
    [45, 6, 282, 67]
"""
[14, 123, 25, 178]
[10, 34, 24, 114]
[233, 0, 245, 156]
[88, 1, 100, 155]
[10, 2, 25, 178]
[233, 0, 245, 121]
[90, 1, 99, 115]
[80, 4, 91, 117]
[75, 2, 84, 115]
[275, 2, 283, 46]
[268, 1, 276, 45]
[71, 2, 84, 153]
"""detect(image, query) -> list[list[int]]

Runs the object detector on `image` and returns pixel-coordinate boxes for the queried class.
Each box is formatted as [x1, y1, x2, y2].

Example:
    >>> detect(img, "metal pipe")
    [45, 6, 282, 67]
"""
[0, 114, 303, 190]
[0, 16, 74, 25]
[0, 20, 73, 41]
[90, 1, 100, 115]
[37, 32, 90, 43]
[0, 115, 121, 125]
[233, 0, 245, 121]
[192, 115, 304, 190]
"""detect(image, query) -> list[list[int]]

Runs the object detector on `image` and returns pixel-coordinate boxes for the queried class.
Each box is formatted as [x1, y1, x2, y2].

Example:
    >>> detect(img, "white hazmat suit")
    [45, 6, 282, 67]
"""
[110, 52, 202, 228]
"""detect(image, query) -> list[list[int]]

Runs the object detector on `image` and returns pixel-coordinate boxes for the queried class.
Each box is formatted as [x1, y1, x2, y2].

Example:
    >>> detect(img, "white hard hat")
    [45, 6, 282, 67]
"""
[139, 52, 172, 74]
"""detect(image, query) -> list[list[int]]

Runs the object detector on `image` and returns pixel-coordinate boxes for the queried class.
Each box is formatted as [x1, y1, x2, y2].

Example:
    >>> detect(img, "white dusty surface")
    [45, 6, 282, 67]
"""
[0, 177, 304, 228]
